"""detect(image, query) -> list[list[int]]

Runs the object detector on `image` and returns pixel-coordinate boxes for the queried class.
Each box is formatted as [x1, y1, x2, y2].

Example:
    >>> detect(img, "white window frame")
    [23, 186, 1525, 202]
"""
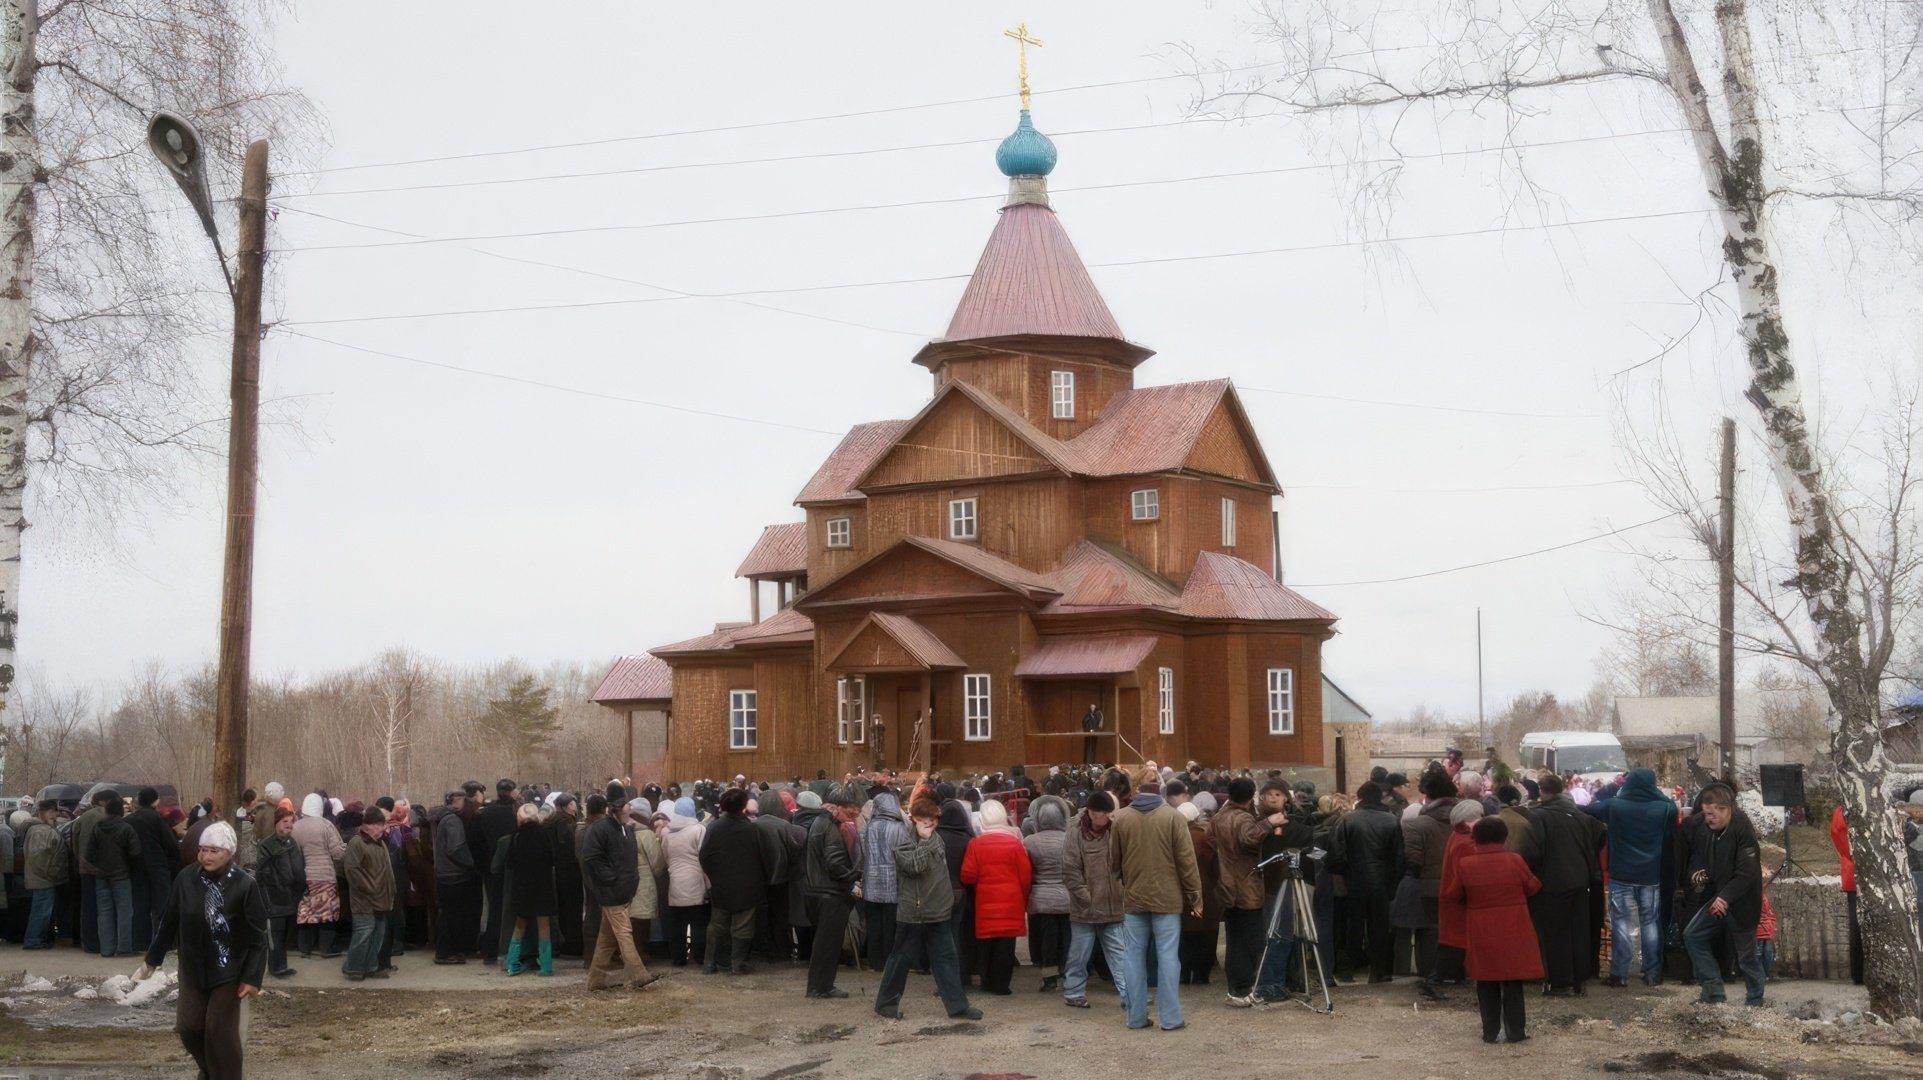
[1158, 667, 1175, 735]
[729, 689, 758, 749]
[964, 673, 992, 741]
[1050, 370, 1075, 419]
[1131, 488, 1160, 521]
[825, 517, 851, 548]
[1266, 668, 1294, 735]
[949, 497, 978, 541]
[1221, 497, 1237, 547]
[836, 676, 866, 745]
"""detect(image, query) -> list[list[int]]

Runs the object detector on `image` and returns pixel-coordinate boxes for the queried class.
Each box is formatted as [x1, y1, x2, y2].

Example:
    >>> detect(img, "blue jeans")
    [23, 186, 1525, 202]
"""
[1255, 889, 1296, 998]
[25, 887, 56, 947]
[1123, 911, 1182, 1029]
[1682, 907, 1765, 1004]
[1608, 881, 1663, 980]
[1063, 920, 1128, 1003]
[343, 912, 382, 975]
[94, 878, 134, 956]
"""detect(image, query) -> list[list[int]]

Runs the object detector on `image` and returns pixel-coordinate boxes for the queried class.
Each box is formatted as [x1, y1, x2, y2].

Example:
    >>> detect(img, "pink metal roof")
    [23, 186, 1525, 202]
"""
[1042, 540, 1182, 613]
[1179, 552, 1338, 622]
[591, 654, 673, 703]
[651, 621, 750, 656]
[1069, 380, 1228, 474]
[735, 522, 808, 578]
[943, 203, 1125, 342]
[868, 612, 967, 668]
[795, 419, 912, 505]
[729, 605, 816, 644]
[1014, 634, 1158, 678]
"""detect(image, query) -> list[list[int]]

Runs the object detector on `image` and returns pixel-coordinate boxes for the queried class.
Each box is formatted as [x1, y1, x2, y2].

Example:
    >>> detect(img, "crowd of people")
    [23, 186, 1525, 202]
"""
[9, 755, 1923, 1078]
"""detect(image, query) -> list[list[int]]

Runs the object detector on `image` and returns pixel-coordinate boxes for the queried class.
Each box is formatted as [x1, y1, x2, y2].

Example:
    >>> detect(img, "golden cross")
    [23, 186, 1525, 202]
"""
[1003, 23, 1044, 109]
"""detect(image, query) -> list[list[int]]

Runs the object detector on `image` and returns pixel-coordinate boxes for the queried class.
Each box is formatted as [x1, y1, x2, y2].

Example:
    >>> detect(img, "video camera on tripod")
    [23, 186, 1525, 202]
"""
[1263, 845, 1327, 881]
[1253, 845, 1335, 1013]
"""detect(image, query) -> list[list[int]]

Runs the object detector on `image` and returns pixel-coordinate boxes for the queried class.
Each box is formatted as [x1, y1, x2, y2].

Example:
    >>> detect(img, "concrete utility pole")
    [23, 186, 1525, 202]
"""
[1718, 417, 1737, 786]
[1476, 607, 1485, 753]
[211, 139, 268, 818]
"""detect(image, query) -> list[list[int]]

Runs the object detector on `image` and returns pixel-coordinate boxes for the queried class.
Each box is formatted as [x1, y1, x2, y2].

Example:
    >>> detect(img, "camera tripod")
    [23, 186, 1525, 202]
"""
[1252, 852, 1334, 1014]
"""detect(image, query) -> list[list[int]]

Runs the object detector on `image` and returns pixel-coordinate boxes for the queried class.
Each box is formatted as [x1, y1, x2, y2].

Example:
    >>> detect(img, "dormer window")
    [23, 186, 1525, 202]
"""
[1131, 488, 1159, 521]
[825, 517, 851, 548]
[949, 497, 978, 541]
[1050, 370, 1075, 419]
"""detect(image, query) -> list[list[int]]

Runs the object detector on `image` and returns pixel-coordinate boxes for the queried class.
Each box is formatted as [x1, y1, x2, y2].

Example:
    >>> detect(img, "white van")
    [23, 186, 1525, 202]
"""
[1517, 731, 1628, 782]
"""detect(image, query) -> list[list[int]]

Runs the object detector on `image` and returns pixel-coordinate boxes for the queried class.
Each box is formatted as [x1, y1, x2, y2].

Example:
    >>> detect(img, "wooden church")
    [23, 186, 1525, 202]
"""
[597, 101, 1339, 783]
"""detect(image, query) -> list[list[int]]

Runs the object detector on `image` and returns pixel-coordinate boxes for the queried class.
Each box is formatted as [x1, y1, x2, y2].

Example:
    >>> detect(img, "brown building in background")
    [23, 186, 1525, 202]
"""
[603, 108, 1339, 783]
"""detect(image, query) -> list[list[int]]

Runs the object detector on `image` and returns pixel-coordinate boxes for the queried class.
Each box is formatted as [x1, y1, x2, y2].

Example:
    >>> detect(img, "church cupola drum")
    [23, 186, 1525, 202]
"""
[600, 30, 1339, 786]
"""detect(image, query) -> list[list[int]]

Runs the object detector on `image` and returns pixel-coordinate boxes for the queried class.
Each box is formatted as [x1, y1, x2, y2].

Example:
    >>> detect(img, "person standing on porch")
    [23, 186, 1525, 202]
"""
[1081, 703, 1104, 765]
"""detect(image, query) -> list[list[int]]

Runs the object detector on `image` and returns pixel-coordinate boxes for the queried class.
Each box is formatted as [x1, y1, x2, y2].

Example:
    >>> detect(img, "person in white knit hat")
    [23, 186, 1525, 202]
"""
[138, 819, 267, 1080]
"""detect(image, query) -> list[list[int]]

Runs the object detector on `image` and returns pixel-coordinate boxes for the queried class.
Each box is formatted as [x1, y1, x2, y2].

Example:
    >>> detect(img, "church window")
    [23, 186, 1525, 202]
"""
[729, 690, 758, 749]
[1050, 370, 1075, 418]
[837, 676, 865, 744]
[1221, 497, 1237, 547]
[825, 517, 851, 548]
[1131, 488, 1159, 520]
[1158, 667, 1175, 734]
[1267, 669, 1294, 735]
[964, 674, 992, 741]
[949, 498, 978, 541]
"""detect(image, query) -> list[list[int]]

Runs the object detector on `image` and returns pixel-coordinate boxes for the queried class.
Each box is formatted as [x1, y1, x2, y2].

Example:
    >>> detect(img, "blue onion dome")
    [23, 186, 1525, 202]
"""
[995, 109, 1058, 177]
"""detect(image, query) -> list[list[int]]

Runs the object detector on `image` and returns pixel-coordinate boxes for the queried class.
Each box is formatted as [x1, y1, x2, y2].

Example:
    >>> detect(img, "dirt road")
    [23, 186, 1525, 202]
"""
[3, 956, 1919, 1078]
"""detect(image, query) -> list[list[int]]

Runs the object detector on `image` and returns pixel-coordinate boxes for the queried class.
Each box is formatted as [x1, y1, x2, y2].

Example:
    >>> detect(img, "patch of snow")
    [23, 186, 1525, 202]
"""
[72, 988, 98, 1000]
[18, 975, 54, 992]
[1739, 789, 1787, 834]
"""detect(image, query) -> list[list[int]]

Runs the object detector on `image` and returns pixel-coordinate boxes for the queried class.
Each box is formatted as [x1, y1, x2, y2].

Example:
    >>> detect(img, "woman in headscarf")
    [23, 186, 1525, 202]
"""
[1433, 798, 1484, 998]
[1177, 799, 1222, 985]
[960, 799, 1032, 995]
[625, 797, 667, 957]
[1444, 817, 1543, 1043]
[290, 793, 345, 958]
[504, 802, 557, 975]
[1023, 794, 1072, 993]
[936, 799, 977, 985]
[662, 796, 709, 967]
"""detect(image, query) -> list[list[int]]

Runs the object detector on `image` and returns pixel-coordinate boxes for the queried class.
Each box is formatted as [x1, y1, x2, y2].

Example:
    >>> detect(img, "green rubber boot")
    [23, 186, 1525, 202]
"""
[505, 937, 524, 976]
[538, 939, 554, 976]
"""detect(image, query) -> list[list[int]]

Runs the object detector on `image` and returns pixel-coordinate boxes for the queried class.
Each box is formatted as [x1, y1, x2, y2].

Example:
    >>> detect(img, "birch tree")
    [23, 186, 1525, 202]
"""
[1192, 0, 1923, 1017]
[0, 1, 315, 721]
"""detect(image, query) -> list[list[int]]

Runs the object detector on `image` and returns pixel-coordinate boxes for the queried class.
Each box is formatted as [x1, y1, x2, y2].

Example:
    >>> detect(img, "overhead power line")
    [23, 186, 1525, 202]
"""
[277, 205, 1713, 328]
[1238, 384, 1600, 420]
[1291, 513, 1678, 587]
[271, 126, 1691, 252]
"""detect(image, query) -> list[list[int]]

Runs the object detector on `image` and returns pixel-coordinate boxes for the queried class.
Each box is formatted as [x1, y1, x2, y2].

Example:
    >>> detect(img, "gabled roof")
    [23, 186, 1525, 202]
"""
[651, 610, 815, 657]
[1068, 380, 1281, 491]
[735, 522, 808, 578]
[591, 655, 672, 704]
[797, 534, 1062, 610]
[944, 202, 1125, 343]
[795, 419, 912, 505]
[1041, 540, 1182, 614]
[651, 622, 751, 656]
[853, 380, 1079, 492]
[864, 612, 968, 668]
[1014, 635, 1158, 678]
[1178, 552, 1337, 622]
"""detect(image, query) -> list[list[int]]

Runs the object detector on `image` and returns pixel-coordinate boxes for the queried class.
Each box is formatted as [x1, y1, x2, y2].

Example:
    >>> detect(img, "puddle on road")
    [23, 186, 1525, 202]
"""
[1, 995, 174, 1031]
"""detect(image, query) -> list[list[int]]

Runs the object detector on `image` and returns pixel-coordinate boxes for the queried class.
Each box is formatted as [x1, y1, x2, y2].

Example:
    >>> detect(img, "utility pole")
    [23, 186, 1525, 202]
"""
[211, 140, 268, 817]
[1717, 417, 1737, 786]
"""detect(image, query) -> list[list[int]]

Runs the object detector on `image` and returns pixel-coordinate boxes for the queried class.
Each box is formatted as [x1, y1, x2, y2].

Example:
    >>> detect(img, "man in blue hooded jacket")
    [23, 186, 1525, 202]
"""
[1585, 767, 1675, 986]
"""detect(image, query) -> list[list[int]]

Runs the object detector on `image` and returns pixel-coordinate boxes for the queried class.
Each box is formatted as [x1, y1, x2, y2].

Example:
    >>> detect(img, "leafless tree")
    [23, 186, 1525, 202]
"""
[1190, 0, 1923, 1017]
[0, 1, 319, 721]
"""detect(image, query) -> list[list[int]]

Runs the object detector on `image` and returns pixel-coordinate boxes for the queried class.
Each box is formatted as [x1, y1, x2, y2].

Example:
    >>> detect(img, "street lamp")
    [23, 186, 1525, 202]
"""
[146, 113, 269, 821]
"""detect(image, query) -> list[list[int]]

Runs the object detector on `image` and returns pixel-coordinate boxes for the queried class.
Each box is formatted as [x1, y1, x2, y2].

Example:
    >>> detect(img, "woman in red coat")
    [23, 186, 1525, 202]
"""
[1442, 817, 1543, 1044]
[1434, 804, 1480, 995]
[961, 799, 1033, 995]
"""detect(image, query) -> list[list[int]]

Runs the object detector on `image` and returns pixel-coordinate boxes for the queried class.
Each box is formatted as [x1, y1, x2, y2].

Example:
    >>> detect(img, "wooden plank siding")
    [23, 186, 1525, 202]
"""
[934, 352, 1133, 438]
[864, 390, 1058, 489]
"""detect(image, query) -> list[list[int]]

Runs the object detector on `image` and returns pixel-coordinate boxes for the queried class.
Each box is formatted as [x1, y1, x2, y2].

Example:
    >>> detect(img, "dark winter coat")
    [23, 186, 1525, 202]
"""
[472, 797, 518, 877]
[1584, 768, 1675, 887]
[1520, 793, 1604, 893]
[802, 809, 859, 900]
[1678, 810, 1763, 932]
[429, 804, 476, 882]
[892, 832, 954, 924]
[506, 820, 557, 918]
[252, 834, 307, 918]
[752, 801, 795, 886]
[127, 807, 179, 878]
[1061, 812, 1124, 925]
[1402, 797, 1458, 898]
[145, 861, 269, 992]
[1442, 842, 1544, 983]
[580, 813, 639, 909]
[344, 833, 395, 914]
[700, 812, 771, 911]
[1328, 799, 1405, 894]
[858, 794, 908, 904]
[85, 816, 140, 882]
[936, 801, 973, 894]
[1209, 800, 1269, 910]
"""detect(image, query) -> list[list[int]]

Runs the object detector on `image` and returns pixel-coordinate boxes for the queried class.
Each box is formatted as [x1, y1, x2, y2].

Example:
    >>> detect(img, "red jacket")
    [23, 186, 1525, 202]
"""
[1438, 825, 1474, 950]
[1442, 843, 1544, 983]
[1831, 806, 1855, 892]
[961, 831, 1033, 939]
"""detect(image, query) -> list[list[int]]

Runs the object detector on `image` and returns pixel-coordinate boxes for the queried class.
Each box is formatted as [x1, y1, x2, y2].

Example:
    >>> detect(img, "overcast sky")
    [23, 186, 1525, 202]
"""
[35, 0, 1893, 722]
